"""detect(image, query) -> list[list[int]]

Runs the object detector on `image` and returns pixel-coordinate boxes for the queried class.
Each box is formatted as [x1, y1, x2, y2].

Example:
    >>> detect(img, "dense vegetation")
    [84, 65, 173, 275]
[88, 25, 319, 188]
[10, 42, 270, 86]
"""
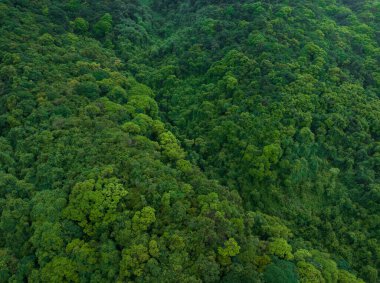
[0, 0, 379, 282]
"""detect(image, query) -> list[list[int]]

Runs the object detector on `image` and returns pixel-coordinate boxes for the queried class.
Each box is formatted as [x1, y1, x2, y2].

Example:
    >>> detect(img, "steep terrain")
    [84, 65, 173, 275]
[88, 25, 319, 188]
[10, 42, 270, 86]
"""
[0, 1, 379, 282]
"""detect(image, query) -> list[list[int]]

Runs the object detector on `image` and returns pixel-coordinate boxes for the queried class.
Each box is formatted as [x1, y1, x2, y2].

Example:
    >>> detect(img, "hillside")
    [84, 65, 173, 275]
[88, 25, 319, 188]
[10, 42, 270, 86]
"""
[0, 1, 379, 282]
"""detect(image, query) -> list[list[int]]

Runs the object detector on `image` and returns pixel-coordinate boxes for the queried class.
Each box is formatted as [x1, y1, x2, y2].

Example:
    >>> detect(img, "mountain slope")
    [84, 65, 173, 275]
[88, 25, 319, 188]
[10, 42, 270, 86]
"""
[0, 1, 378, 282]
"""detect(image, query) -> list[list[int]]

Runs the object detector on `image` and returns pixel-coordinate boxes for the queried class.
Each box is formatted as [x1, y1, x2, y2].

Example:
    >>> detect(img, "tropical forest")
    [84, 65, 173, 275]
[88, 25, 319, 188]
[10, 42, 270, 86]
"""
[0, 0, 379, 282]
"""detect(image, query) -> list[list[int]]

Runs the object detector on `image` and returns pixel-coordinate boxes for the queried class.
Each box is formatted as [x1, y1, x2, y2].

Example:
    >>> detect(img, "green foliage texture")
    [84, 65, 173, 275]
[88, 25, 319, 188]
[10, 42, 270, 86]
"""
[0, 0, 379, 282]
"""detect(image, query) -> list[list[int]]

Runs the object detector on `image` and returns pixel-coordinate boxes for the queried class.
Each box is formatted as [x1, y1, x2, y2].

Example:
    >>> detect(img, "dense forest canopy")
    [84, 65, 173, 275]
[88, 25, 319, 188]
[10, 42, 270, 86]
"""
[0, 0, 379, 282]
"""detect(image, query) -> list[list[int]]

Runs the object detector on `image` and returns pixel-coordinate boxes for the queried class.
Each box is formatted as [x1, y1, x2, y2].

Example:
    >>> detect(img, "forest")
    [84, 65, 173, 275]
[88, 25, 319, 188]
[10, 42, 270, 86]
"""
[0, 0, 379, 282]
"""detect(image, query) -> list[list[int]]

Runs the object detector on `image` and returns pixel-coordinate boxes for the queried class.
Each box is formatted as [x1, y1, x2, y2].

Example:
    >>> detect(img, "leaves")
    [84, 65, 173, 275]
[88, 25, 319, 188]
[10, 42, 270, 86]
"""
[0, 1, 377, 282]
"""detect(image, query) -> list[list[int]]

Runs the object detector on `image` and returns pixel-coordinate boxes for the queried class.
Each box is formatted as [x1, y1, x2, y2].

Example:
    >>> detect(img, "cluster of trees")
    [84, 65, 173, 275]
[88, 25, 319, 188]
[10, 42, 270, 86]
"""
[0, 0, 378, 282]
[131, 0, 379, 281]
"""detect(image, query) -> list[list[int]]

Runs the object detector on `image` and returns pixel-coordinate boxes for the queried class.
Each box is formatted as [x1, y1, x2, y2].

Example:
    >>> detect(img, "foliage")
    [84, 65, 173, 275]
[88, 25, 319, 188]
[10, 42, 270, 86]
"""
[0, 0, 378, 282]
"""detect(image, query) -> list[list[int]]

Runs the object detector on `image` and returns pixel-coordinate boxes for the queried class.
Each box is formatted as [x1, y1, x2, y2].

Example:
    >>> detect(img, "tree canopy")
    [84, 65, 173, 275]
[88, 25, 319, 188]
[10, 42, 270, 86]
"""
[0, 0, 378, 282]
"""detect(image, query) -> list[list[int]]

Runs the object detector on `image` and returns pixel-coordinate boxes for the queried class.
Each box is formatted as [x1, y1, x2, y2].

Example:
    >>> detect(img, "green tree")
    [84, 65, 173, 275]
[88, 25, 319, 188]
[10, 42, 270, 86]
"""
[70, 17, 89, 34]
[267, 238, 293, 260]
[93, 13, 112, 38]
